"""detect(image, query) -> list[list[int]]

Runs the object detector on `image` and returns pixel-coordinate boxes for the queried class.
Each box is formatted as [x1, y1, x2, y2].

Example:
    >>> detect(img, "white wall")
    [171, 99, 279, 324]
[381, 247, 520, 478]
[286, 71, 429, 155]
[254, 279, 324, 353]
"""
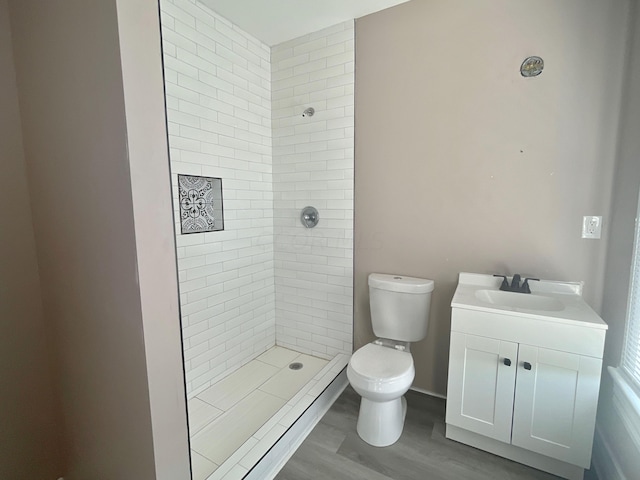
[272, 22, 355, 359]
[115, 0, 191, 477]
[160, 0, 275, 396]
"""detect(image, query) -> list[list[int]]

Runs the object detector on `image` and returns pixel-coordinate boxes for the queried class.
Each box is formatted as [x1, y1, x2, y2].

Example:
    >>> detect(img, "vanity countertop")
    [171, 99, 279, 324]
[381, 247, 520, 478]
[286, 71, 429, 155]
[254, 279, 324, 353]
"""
[451, 272, 608, 330]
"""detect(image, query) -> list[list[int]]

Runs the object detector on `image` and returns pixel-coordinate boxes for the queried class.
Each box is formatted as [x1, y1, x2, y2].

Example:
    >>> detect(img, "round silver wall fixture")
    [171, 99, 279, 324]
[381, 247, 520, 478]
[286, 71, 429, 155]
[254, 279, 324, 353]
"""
[300, 206, 319, 228]
[521, 56, 544, 77]
[302, 107, 315, 117]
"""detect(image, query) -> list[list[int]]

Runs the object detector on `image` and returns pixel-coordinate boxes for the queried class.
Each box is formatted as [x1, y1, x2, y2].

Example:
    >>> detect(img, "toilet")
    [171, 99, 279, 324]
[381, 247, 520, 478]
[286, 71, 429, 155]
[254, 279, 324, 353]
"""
[347, 273, 434, 447]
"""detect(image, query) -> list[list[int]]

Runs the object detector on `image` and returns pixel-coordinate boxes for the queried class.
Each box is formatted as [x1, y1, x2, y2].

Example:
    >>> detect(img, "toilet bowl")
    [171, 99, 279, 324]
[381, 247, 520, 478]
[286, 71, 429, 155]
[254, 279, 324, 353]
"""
[347, 342, 415, 446]
[348, 273, 434, 447]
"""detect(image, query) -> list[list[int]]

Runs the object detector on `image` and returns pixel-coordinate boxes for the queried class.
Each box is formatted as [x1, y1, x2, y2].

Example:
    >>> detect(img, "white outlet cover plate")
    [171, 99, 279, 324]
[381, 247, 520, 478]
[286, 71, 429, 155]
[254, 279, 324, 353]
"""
[582, 216, 602, 239]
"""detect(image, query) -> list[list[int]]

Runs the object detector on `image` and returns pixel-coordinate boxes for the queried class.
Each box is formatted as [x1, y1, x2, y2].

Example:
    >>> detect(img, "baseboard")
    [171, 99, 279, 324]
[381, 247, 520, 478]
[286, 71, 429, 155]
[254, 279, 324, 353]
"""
[592, 423, 626, 480]
[409, 385, 446, 399]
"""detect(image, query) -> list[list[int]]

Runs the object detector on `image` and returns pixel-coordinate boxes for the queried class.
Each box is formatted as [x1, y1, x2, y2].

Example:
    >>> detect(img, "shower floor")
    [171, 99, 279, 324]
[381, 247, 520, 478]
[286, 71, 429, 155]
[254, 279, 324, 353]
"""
[188, 346, 348, 480]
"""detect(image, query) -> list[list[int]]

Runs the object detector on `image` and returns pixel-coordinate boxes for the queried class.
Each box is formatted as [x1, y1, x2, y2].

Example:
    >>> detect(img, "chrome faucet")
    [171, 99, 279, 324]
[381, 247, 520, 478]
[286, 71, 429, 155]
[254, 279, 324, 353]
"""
[493, 274, 539, 294]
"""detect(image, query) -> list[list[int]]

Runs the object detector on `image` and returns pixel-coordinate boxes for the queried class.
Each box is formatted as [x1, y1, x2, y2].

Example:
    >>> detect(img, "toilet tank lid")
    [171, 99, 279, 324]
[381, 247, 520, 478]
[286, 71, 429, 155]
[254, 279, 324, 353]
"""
[368, 273, 435, 294]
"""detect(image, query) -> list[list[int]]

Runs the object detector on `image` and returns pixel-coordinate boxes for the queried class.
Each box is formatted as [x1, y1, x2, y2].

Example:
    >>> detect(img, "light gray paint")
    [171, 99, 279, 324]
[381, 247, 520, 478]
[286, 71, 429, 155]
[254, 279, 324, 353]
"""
[0, 0, 63, 476]
[9, 0, 189, 477]
[595, 2, 640, 478]
[355, 0, 630, 395]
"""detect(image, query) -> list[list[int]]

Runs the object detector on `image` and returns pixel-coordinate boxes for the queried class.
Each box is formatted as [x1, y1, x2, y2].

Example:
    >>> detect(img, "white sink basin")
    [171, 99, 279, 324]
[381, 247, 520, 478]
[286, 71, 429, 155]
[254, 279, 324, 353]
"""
[475, 289, 565, 312]
[451, 273, 608, 329]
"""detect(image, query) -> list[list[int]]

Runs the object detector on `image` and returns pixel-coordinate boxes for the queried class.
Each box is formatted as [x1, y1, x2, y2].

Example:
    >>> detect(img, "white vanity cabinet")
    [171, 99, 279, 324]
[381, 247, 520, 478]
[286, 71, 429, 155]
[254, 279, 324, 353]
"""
[447, 332, 602, 467]
[446, 273, 608, 480]
[510, 344, 602, 467]
[446, 332, 518, 444]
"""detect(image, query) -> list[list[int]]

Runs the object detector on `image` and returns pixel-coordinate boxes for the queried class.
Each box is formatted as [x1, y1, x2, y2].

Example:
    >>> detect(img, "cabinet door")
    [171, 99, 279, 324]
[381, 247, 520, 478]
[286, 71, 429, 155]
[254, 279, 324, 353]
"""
[446, 332, 518, 443]
[511, 345, 602, 468]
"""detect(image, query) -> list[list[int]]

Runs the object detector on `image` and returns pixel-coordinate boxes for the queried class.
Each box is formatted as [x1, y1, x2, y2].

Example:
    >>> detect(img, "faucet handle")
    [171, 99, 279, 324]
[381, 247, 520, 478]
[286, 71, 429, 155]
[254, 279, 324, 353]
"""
[522, 277, 540, 294]
[493, 274, 509, 290]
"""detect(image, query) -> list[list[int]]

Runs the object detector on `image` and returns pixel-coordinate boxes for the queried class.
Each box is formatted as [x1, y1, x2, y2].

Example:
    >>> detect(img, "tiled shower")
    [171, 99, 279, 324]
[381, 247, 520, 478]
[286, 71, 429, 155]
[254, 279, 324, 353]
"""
[272, 27, 355, 359]
[160, 0, 354, 477]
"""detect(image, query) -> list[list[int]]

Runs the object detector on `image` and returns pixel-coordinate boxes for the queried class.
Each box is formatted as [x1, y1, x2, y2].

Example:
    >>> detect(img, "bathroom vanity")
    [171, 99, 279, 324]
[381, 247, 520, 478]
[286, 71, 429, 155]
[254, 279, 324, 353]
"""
[445, 273, 607, 480]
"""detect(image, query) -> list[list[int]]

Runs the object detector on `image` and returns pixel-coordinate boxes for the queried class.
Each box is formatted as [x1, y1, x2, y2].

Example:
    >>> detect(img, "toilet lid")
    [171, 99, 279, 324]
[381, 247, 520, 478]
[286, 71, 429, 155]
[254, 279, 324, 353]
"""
[350, 343, 413, 381]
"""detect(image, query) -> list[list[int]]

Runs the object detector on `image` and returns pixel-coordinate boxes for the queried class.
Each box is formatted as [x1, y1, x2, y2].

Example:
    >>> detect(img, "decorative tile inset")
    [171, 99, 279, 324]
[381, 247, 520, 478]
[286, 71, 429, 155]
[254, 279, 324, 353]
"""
[178, 175, 224, 234]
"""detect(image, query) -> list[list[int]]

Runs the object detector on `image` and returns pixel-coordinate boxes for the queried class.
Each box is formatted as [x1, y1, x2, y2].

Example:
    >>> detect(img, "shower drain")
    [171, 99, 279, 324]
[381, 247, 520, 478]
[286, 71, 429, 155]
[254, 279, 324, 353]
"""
[289, 362, 303, 370]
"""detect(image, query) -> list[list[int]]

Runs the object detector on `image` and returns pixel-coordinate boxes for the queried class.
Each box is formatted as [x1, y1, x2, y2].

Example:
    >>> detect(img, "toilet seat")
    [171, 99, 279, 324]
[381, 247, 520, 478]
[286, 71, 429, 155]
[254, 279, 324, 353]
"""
[349, 343, 414, 385]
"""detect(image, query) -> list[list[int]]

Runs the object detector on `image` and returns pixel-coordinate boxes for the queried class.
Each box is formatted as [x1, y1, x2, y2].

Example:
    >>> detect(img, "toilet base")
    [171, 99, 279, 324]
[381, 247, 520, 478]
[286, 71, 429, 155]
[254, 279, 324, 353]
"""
[356, 395, 408, 447]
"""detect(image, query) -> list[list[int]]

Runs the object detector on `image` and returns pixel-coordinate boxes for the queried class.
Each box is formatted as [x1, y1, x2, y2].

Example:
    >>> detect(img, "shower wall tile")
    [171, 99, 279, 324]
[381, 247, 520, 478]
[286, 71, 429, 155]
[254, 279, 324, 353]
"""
[272, 22, 354, 359]
[161, 0, 274, 396]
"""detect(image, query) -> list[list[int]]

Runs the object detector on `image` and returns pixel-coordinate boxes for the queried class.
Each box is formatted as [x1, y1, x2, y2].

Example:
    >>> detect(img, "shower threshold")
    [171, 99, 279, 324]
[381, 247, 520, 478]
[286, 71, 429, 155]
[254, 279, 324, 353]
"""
[188, 347, 349, 480]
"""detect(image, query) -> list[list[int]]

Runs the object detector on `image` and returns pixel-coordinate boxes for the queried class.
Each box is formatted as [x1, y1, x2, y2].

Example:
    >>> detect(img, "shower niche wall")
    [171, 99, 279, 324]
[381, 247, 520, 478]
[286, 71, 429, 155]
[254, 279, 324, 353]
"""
[159, 0, 354, 478]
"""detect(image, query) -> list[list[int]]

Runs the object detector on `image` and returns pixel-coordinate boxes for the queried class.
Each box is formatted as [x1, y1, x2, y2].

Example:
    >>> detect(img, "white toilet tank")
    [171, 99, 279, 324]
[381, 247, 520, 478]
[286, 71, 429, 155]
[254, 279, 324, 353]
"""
[368, 273, 435, 342]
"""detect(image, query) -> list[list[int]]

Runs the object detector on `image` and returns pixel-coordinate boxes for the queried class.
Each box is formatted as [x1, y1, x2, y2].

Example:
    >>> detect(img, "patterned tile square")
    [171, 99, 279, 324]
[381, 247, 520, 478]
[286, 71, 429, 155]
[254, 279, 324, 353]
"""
[178, 174, 224, 234]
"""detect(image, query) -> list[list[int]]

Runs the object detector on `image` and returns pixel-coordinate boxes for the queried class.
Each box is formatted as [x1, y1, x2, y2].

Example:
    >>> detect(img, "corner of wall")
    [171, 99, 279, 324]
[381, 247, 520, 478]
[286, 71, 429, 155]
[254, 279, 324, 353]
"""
[594, 1, 640, 478]
[116, 0, 191, 477]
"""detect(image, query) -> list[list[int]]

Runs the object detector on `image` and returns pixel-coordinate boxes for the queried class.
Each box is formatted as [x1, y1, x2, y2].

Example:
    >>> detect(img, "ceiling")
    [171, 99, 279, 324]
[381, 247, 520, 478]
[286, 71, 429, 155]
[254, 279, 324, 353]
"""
[198, 0, 411, 46]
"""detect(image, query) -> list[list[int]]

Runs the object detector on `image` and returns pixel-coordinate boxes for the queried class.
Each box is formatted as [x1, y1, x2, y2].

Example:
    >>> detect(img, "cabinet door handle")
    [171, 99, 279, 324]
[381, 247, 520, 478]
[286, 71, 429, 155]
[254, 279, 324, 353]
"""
[523, 361, 532, 370]
[503, 358, 512, 366]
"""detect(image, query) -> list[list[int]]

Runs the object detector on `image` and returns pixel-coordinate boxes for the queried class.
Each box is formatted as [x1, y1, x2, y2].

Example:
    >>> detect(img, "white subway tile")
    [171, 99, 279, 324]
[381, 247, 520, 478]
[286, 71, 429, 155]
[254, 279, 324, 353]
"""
[216, 43, 248, 69]
[327, 29, 354, 46]
[199, 94, 235, 116]
[160, 10, 175, 30]
[174, 0, 215, 28]
[215, 20, 249, 49]
[165, 81, 200, 104]
[293, 37, 327, 56]
[293, 58, 327, 76]
[180, 125, 218, 144]
[165, 4, 353, 385]
[199, 70, 234, 94]
[168, 135, 200, 152]
[162, 1, 195, 28]
[293, 79, 328, 96]
[167, 108, 200, 128]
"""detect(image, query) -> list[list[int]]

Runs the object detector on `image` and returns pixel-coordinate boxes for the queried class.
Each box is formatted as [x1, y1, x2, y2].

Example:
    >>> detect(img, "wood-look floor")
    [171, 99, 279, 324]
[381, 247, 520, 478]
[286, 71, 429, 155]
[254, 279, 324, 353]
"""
[276, 386, 600, 480]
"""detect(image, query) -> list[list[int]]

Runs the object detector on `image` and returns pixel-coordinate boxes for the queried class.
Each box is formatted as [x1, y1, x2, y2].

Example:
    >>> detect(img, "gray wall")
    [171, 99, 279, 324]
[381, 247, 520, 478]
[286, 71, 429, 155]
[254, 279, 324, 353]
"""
[594, 1, 640, 477]
[8, 0, 190, 477]
[600, 2, 640, 382]
[0, 0, 63, 477]
[354, 0, 630, 394]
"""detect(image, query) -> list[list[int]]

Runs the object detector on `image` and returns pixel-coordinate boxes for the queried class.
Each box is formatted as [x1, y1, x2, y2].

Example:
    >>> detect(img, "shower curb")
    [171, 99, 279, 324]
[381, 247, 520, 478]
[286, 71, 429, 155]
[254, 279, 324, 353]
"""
[244, 368, 349, 480]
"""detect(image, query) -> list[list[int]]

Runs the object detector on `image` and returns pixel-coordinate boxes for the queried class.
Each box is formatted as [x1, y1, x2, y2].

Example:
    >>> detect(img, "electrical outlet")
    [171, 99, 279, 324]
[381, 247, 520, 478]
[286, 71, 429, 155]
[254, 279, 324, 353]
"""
[582, 216, 602, 239]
